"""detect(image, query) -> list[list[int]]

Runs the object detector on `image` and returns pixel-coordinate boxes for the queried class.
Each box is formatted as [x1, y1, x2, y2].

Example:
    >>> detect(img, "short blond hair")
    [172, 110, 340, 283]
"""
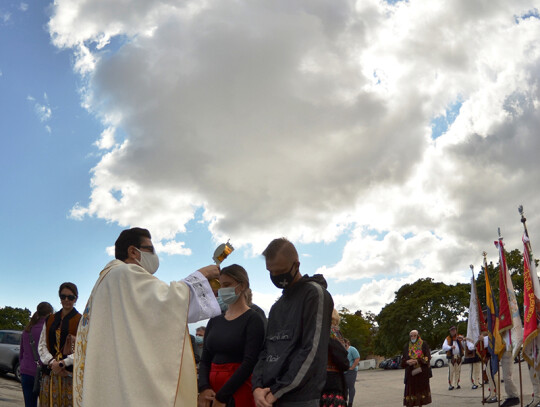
[331, 309, 341, 326]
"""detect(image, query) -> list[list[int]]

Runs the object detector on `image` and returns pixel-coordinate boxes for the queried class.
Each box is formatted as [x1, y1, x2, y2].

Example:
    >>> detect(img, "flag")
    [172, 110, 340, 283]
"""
[466, 273, 481, 346]
[496, 239, 512, 333]
[522, 234, 540, 368]
[484, 261, 501, 376]
[495, 238, 524, 359]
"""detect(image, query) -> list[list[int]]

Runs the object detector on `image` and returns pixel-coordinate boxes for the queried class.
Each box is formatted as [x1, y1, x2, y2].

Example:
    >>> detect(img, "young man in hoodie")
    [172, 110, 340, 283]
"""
[252, 238, 334, 407]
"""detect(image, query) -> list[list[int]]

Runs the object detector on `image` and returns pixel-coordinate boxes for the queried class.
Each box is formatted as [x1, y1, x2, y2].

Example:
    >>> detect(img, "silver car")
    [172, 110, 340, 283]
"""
[430, 349, 449, 368]
[0, 330, 23, 381]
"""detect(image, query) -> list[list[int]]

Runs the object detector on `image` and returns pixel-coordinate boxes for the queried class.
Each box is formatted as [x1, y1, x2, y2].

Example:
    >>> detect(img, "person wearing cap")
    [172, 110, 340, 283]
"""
[401, 330, 432, 406]
[442, 326, 464, 390]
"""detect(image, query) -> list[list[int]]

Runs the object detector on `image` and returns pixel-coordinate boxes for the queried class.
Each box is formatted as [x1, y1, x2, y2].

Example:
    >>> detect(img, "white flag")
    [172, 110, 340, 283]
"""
[466, 274, 480, 346]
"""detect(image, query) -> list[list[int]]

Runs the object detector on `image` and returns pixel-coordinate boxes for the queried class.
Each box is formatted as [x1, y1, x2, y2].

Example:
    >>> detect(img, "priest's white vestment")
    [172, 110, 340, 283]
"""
[73, 260, 220, 407]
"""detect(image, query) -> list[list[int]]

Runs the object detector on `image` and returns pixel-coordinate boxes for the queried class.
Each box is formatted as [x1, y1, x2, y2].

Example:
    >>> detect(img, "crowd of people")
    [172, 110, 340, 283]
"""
[438, 322, 532, 407]
[20, 226, 540, 407]
[17, 228, 366, 407]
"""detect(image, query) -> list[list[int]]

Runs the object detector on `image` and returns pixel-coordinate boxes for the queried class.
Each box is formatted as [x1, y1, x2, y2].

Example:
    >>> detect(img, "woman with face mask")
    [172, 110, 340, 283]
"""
[401, 330, 432, 406]
[197, 264, 265, 407]
[37, 282, 82, 407]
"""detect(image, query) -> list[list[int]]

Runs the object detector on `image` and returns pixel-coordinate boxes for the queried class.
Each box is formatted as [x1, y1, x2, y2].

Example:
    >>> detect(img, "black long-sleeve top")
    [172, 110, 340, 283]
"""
[251, 275, 334, 403]
[198, 308, 265, 403]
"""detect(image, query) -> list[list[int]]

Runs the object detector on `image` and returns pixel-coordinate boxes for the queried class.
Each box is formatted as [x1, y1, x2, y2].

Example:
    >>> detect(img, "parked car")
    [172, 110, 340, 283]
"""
[0, 330, 22, 381]
[385, 355, 403, 369]
[379, 358, 391, 369]
[430, 349, 448, 368]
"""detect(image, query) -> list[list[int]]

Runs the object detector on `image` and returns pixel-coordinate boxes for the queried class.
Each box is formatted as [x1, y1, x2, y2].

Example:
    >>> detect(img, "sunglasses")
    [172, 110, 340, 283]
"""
[60, 294, 76, 301]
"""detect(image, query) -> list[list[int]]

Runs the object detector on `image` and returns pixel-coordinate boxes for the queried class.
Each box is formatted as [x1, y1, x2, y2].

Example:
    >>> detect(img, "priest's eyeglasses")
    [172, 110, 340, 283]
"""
[139, 245, 155, 253]
[60, 294, 76, 301]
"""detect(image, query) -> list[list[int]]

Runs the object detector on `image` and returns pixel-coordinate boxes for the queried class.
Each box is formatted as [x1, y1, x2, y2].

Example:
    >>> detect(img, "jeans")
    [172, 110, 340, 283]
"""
[275, 399, 319, 407]
[344, 369, 358, 406]
[21, 373, 38, 407]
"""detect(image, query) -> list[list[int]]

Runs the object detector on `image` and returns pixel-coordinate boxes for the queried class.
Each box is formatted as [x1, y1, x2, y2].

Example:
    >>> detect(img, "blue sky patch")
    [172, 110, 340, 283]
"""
[430, 99, 462, 139]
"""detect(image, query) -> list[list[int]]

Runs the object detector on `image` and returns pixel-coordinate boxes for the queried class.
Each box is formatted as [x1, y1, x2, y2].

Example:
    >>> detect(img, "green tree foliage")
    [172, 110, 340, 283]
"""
[374, 278, 469, 357]
[0, 306, 31, 330]
[338, 308, 376, 358]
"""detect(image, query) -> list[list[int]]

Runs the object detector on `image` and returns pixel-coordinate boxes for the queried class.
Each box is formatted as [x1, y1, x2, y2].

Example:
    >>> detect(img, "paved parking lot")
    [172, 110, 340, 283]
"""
[0, 362, 536, 406]
[0, 373, 23, 406]
[353, 362, 535, 406]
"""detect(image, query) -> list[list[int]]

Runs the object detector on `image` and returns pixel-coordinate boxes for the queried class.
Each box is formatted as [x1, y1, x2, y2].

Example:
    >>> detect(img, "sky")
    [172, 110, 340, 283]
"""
[2, 0, 540, 333]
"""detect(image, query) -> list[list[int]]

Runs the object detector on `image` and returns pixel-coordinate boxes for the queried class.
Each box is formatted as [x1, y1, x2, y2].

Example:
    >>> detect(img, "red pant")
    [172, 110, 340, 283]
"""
[209, 363, 255, 407]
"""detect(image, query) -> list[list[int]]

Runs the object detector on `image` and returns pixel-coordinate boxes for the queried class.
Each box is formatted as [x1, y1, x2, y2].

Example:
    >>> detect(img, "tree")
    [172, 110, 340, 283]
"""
[0, 306, 31, 330]
[374, 278, 469, 357]
[338, 308, 375, 358]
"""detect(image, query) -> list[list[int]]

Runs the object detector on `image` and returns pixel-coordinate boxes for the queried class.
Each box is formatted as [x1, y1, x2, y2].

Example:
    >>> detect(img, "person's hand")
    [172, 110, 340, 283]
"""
[212, 400, 226, 407]
[50, 360, 62, 375]
[198, 265, 220, 281]
[253, 388, 273, 407]
[265, 391, 277, 404]
[197, 389, 215, 407]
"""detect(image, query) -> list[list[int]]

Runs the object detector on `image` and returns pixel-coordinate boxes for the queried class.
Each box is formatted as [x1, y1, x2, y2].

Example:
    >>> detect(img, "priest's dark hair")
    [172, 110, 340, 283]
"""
[115, 227, 151, 261]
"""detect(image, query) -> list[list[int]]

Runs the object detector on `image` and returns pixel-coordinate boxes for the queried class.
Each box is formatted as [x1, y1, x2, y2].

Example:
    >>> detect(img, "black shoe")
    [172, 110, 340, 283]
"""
[448, 386, 454, 390]
[472, 384, 478, 389]
[501, 397, 520, 407]
[456, 385, 461, 389]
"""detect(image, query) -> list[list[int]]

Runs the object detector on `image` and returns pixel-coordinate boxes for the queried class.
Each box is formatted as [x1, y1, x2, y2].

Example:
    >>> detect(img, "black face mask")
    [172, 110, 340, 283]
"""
[270, 263, 299, 289]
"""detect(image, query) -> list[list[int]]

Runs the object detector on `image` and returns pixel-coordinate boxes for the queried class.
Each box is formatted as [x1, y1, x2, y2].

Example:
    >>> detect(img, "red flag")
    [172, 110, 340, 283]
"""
[495, 237, 524, 357]
[523, 234, 540, 368]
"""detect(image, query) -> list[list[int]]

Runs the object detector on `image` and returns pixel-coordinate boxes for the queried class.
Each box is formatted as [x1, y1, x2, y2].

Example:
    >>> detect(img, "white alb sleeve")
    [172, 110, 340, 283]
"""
[183, 271, 221, 323]
[37, 323, 53, 365]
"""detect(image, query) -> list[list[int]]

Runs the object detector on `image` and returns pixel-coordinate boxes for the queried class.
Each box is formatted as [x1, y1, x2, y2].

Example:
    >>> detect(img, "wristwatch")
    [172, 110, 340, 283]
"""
[59, 361, 65, 368]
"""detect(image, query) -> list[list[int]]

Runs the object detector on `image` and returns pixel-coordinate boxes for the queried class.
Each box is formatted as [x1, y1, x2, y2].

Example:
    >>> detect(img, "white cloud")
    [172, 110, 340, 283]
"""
[332, 278, 412, 315]
[27, 93, 53, 129]
[155, 240, 192, 256]
[95, 126, 116, 150]
[50, 0, 540, 310]
[105, 240, 192, 257]
[1, 12, 11, 24]
[19, 3, 28, 12]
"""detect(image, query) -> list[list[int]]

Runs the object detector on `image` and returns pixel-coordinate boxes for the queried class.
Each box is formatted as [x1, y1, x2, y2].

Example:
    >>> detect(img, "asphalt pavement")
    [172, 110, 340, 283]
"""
[353, 361, 535, 406]
[0, 362, 536, 406]
[0, 372, 23, 406]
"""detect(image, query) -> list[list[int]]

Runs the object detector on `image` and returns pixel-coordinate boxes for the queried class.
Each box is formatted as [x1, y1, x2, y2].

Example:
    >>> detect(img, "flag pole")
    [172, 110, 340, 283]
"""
[485, 250, 501, 407]
[472, 262, 486, 404]
[520, 205, 533, 254]
[519, 205, 533, 407]
[497, 229, 503, 407]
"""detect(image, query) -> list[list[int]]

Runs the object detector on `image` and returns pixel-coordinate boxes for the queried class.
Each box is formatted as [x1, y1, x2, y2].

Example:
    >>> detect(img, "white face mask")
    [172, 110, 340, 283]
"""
[136, 248, 160, 275]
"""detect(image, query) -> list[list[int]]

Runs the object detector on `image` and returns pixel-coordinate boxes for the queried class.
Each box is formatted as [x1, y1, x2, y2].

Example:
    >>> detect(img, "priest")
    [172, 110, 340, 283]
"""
[73, 227, 221, 406]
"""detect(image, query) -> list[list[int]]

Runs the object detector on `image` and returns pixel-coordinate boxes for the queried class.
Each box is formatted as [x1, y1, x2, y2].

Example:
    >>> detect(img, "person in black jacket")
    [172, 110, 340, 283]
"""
[252, 238, 334, 407]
